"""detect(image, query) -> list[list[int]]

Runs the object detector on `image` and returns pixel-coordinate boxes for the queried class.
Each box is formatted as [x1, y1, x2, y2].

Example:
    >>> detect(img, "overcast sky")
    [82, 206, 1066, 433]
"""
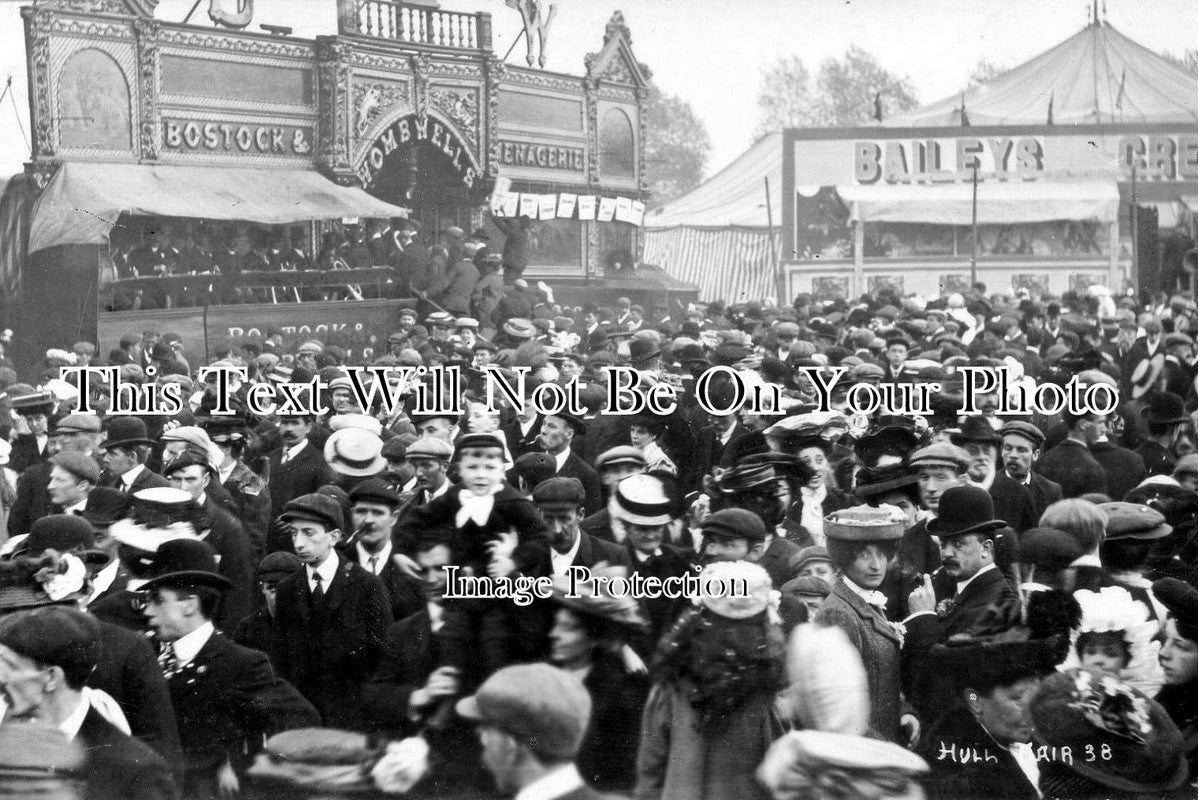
[3, 0, 1198, 179]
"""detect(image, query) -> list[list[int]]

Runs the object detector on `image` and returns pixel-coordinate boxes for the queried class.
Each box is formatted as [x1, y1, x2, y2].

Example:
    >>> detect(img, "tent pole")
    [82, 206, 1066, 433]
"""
[1130, 161, 1140, 297]
[970, 162, 979, 289]
[765, 176, 783, 303]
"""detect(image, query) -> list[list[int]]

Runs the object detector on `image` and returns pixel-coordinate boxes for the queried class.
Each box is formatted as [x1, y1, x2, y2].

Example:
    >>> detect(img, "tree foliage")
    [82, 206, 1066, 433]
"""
[968, 59, 1007, 87]
[754, 46, 919, 135]
[644, 83, 711, 209]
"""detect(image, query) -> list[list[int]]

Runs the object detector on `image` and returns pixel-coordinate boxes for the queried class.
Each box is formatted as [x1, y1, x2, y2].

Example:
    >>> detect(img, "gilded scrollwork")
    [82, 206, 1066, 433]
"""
[352, 80, 410, 140]
[133, 16, 160, 159]
[429, 86, 478, 150]
[23, 7, 56, 158]
[156, 28, 313, 59]
[411, 53, 431, 119]
[316, 38, 352, 177]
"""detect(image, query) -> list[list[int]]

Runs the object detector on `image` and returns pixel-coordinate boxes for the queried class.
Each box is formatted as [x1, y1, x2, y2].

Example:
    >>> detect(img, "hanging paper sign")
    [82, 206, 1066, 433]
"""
[500, 193, 520, 217]
[538, 194, 558, 220]
[597, 197, 617, 222]
[490, 177, 512, 204]
[614, 196, 634, 223]
[577, 195, 597, 220]
[557, 193, 578, 219]
[630, 200, 646, 226]
[519, 193, 540, 218]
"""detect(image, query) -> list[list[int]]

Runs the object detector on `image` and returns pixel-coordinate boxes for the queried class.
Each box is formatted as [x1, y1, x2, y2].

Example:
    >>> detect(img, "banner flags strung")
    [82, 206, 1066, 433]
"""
[492, 191, 646, 226]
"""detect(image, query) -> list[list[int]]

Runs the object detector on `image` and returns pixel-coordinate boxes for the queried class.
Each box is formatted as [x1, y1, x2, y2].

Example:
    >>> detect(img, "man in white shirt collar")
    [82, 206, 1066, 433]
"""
[99, 417, 158, 494]
[533, 478, 589, 578]
[538, 413, 582, 474]
[47, 452, 100, 515]
[456, 663, 596, 800]
[404, 437, 454, 507]
[348, 479, 401, 577]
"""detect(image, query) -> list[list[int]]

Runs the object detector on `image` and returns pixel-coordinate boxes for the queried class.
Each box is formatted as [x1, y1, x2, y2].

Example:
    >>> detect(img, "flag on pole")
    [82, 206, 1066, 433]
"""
[1115, 68, 1126, 110]
[1047, 92, 1054, 125]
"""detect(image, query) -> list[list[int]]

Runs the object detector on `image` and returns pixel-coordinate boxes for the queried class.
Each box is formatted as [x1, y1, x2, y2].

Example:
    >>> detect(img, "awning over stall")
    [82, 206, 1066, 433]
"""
[836, 179, 1120, 225]
[29, 162, 409, 254]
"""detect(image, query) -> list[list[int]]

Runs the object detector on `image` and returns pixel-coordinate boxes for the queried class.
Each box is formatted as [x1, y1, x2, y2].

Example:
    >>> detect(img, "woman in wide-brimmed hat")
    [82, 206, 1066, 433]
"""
[1151, 576, 1198, 776]
[548, 564, 649, 793]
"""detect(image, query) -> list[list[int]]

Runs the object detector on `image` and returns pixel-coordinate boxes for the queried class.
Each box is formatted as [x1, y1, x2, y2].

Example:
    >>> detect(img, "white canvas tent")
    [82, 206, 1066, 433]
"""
[643, 133, 781, 303]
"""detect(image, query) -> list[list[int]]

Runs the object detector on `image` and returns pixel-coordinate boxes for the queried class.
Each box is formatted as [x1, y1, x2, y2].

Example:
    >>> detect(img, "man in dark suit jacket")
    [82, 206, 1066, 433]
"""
[99, 417, 170, 494]
[362, 534, 488, 798]
[265, 415, 334, 552]
[0, 606, 178, 800]
[343, 479, 424, 621]
[951, 417, 1037, 532]
[456, 662, 617, 800]
[142, 539, 319, 797]
[1000, 421, 1063, 523]
[904, 486, 1016, 723]
[499, 405, 543, 461]
[273, 493, 393, 729]
[1035, 413, 1109, 498]
[533, 478, 631, 580]
[535, 413, 604, 516]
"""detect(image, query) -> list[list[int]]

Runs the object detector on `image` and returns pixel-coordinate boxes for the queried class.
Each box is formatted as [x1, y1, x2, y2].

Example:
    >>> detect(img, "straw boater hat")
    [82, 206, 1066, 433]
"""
[1129, 353, 1165, 400]
[823, 505, 906, 542]
[324, 428, 386, 477]
[610, 474, 674, 526]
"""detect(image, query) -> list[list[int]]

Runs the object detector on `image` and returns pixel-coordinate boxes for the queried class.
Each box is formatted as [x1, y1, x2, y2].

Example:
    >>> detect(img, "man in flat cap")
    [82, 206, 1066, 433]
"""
[47, 451, 100, 516]
[10, 411, 102, 534]
[163, 447, 254, 629]
[0, 606, 176, 800]
[533, 478, 629, 580]
[272, 493, 392, 730]
[1000, 421, 1062, 522]
[457, 663, 606, 800]
[950, 417, 1037, 533]
[537, 412, 603, 515]
[344, 478, 424, 621]
[396, 436, 454, 525]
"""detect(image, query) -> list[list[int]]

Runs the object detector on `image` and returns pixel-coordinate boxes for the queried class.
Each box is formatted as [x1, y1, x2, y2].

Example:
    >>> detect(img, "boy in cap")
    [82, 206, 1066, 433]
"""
[142, 538, 318, 797]
[272, 493, 393, 730]
[232, 551, 302, 674]
[394, 433, 551, 677]
[0, 606, 176, 800]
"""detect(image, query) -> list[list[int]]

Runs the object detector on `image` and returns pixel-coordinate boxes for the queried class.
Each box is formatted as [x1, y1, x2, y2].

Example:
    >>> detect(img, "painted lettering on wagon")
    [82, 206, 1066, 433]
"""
[499, 140, 585, 171]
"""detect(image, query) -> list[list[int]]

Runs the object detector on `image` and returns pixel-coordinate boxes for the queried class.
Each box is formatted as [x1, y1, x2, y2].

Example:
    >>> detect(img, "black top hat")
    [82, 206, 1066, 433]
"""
[142, 538, 232, 591]
[1143, 391, 1188, 426]
[927, 485, 1005, 539]
[949, 416, 1003, 447]
[100, 417, 155, 449]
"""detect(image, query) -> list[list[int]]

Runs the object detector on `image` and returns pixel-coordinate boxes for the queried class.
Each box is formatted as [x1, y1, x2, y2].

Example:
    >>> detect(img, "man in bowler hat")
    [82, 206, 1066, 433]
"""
[142, 538, 318, 799]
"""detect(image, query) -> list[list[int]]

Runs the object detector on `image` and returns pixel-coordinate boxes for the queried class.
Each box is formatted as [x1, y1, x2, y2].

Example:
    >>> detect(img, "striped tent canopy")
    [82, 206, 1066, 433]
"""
[643, 133, 782, 303]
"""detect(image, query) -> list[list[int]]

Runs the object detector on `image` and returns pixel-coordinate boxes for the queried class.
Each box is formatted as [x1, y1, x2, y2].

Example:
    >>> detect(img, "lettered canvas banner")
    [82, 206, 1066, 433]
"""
[538, 194, 558, 220]
[519, 193, 540, 218]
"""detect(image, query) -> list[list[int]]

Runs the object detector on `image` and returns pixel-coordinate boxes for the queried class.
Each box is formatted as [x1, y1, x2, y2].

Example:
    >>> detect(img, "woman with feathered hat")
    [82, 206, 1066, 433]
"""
[635, 561, 785, 800]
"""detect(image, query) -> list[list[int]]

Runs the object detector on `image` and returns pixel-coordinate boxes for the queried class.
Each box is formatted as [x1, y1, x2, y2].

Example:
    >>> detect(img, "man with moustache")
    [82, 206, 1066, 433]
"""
[395, 437, 454, 528]
[532, 478, 629, 579]
[999, 421, 1062, 523]
[265, 413, 334, 553]
[950, 417, 1036, 533]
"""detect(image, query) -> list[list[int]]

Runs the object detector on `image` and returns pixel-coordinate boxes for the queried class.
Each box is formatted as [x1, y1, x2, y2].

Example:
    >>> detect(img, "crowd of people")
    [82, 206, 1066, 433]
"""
[6, 279, 1198, 799]
[103, 215, 530, 314]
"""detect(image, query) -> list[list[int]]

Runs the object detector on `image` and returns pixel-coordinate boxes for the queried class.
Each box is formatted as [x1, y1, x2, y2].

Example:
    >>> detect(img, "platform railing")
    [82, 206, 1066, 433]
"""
[343, 0, 492, 51]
